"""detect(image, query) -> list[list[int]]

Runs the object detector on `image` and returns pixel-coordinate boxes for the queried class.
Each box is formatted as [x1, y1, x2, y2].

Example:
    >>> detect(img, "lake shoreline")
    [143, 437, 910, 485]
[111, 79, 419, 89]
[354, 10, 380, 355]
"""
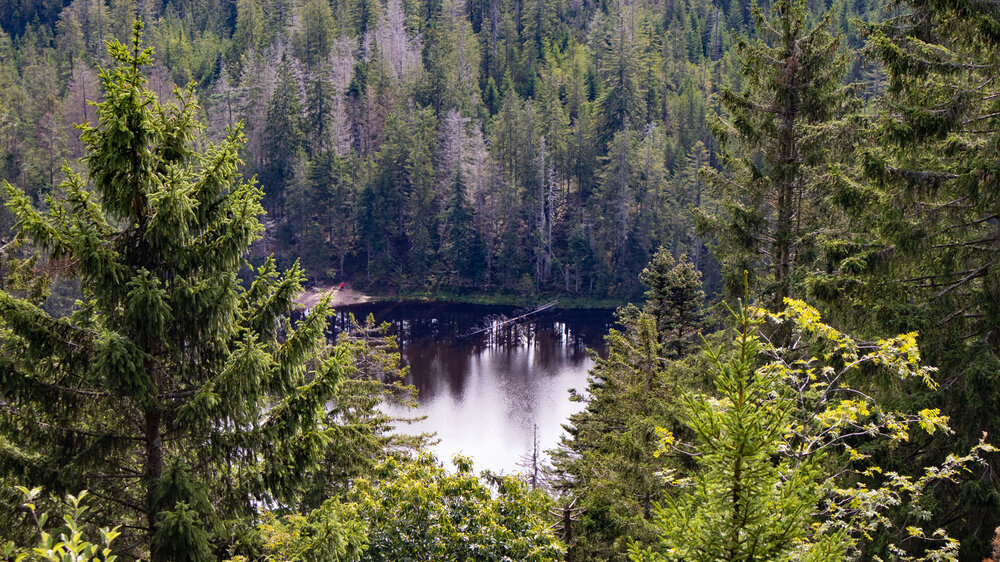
[325, 288, 626, 310]
[296, 283, 627, 311]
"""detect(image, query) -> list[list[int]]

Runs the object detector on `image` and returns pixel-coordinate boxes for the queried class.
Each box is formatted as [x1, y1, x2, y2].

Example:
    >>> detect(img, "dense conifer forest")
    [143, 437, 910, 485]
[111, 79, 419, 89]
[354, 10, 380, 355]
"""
[0, 0, 888, 298]
[0, 0, 999, 559]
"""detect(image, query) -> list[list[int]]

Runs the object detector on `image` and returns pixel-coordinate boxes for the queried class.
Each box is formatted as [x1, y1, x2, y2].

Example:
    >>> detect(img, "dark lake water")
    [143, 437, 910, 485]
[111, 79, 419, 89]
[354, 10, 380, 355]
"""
[331, 302, 615, 473]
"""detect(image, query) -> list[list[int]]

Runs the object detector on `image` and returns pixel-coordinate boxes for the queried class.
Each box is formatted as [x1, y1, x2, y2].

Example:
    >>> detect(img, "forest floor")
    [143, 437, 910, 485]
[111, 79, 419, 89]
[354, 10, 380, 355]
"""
[294, 283, 371, 309]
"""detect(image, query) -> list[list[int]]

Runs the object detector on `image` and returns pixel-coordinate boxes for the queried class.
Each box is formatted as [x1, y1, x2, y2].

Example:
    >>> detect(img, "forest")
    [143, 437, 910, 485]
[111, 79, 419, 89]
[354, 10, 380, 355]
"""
[0, 0, 998, 559]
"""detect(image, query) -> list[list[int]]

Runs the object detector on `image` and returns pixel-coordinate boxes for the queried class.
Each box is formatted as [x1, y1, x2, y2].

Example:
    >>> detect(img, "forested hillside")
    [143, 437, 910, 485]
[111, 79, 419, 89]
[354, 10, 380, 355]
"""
[2, 0, 1000, 560]
[1, 0, 884, 298]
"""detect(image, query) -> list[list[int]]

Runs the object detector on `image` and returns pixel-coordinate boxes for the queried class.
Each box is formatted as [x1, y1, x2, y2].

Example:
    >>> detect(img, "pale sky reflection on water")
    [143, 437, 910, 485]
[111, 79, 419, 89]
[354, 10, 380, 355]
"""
[335, 303, 612, 474]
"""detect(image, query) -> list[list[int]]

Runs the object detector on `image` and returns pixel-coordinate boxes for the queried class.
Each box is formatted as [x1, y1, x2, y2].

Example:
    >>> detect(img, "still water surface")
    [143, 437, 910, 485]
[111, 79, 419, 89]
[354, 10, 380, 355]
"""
[332, 302, 615, 473]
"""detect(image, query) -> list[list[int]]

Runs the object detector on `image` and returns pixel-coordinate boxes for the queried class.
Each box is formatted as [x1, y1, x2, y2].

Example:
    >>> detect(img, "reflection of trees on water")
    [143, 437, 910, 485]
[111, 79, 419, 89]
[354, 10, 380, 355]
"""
[324, 303, 613, 401]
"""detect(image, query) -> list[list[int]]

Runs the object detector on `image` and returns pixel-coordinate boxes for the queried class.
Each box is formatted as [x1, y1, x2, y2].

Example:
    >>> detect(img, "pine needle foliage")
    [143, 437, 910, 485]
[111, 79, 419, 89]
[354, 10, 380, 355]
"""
[0, 21, 352, 559]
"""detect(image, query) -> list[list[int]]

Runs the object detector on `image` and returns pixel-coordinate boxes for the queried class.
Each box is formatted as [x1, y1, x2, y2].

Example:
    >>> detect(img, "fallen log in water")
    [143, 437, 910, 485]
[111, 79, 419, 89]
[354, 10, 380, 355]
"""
[463, 300, 559, 339]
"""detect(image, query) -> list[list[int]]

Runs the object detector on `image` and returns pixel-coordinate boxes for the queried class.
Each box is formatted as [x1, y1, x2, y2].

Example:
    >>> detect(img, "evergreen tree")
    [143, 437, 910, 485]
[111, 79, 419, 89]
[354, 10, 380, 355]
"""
[259, 54, 303, 216]
[551, 253, 707, 560]
[303, 64, 337, 155]
[291, 0, 335, 71]
[551, 309, 683, 561]
[839, 0, 1000, 553]
[0, 23, 352, 558]
[443, 167, 486, 283]
[639, 249, 705, 358]
[631, 299, 993, 562]
[628, 301, 845, 562]
[0, 239, 47, 307]
[231, 0, 264, 57]
[699, 0, 852, 309]
[593, 127, 638, 281]
[594, 0, 642, 147]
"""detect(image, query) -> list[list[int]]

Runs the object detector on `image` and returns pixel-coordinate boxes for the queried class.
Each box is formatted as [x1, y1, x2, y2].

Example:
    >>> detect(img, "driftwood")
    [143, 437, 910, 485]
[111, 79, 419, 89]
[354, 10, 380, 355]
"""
[463, 300, 559, 339]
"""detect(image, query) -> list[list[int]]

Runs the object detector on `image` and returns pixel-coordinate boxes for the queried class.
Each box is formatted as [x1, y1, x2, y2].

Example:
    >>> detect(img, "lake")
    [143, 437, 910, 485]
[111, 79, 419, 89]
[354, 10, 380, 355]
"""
[331, 302, 616, 474]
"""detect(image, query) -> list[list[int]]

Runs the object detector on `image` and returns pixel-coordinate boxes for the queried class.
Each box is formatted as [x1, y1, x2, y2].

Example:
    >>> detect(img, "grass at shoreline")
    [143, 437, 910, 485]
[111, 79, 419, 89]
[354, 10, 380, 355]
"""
[362, 290, 628, 310]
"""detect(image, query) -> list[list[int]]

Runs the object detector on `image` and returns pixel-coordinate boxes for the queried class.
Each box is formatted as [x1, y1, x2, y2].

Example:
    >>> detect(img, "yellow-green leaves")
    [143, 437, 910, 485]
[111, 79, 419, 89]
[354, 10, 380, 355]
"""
[10, 488, 119, 562]
[637, 299, 991, 561]
[917, 409, 948, 435]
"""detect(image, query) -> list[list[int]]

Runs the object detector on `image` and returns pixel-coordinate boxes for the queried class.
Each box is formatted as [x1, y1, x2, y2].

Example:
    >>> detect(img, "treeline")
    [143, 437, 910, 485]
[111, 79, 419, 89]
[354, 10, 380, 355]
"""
[3, 0, 1000, 559]
[1, 0, 884, 298]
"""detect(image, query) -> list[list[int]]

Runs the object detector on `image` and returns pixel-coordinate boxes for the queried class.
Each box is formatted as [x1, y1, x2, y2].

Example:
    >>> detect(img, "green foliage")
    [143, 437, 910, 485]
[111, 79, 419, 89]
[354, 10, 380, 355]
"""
[699, 0, 856, 307]
[630, 299, 995, 561]
[237, 499, 366, 562]
[3, 488, 119, 562]
[243, 453, 564, 561]
[829, 0, 1000, 552]
[0, 240, 48, 305]
[629, 301, 849, 561]
[350, 454, 564, 561]
[1, 0, 886, 300]
[639, 249, 705, 357]
[551, 252, 708, 560]
[7, 0, 998, 559]
[0, 22, 387, 559]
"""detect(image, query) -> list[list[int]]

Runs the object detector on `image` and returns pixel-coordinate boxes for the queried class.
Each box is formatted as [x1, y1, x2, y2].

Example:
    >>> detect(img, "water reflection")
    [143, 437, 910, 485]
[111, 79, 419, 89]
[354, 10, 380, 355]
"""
[331, 303, 614, 473]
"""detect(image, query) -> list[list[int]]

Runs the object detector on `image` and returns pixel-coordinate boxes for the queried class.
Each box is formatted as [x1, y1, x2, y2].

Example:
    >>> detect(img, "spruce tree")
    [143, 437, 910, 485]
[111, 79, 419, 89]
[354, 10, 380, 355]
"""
[639, 249, 705, 358]
[443, 167, 486, 283]
[841, 0, 1000, 553]
[628, 301, 845, 562]
[259, 53, 303, 216]
[595, 0, 642, 147]
[0, 22, 352, 559]
[551, 252, 707, 560]
[699, 0, 853, 309]
[551, 310, 679, 561]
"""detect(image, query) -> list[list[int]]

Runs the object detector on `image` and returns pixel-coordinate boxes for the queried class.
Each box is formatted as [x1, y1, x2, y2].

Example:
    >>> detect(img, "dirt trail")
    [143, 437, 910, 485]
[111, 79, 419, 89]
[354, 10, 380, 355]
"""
[294, 283, 371, 309]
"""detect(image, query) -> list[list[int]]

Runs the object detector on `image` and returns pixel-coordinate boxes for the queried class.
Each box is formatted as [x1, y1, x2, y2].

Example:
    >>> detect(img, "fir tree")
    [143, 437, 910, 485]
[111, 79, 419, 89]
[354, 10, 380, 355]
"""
[259, 53, 303, 216]
[443, 167, 486, 283]
[631, 298, 994, 561]
[628, 301, 844, 562]
[595, 0, 642, 147]
[551, 309, 681, 561]
[639, 249, 705, 358]
[551, 252, 708, 560]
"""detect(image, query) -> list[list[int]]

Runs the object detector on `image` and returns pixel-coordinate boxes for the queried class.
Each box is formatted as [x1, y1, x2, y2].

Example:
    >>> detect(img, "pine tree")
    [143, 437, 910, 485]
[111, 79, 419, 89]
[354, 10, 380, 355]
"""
[0, 22, 352, 558]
